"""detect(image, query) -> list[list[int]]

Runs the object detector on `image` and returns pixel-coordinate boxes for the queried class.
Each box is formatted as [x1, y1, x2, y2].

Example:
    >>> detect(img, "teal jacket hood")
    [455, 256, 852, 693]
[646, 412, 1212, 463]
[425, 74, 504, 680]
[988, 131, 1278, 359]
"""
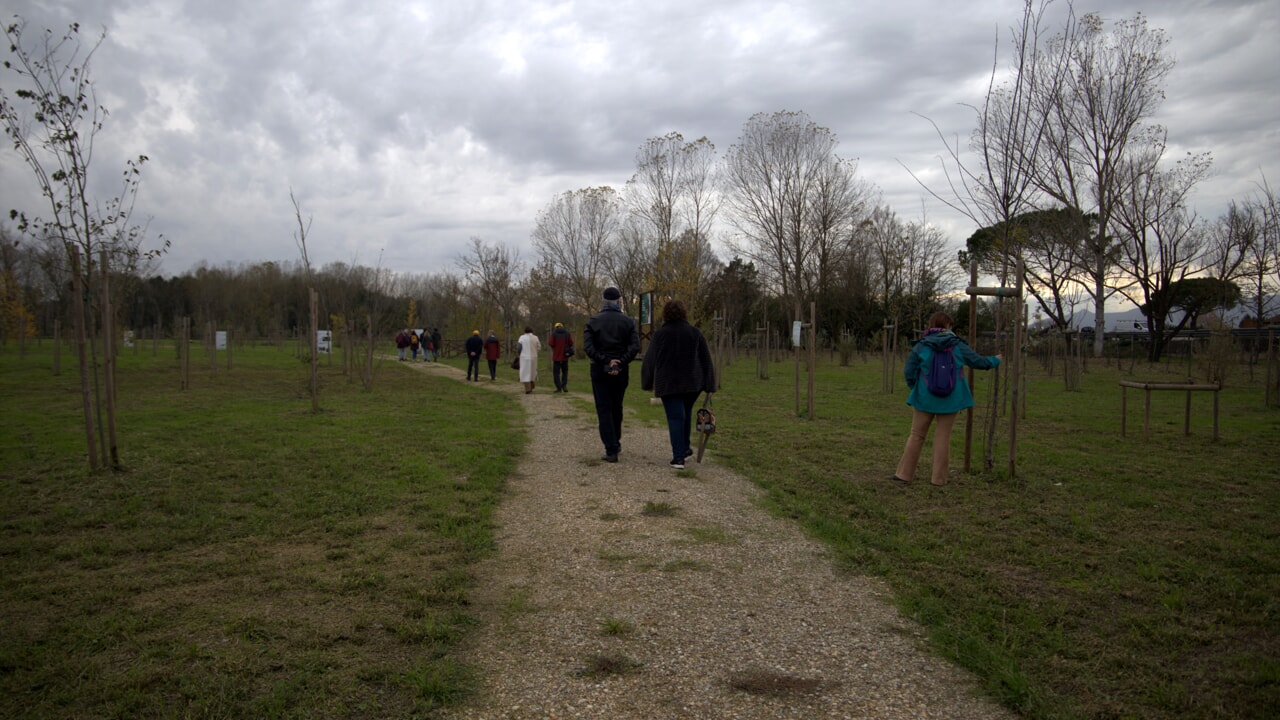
[903, 330, 1001, 414]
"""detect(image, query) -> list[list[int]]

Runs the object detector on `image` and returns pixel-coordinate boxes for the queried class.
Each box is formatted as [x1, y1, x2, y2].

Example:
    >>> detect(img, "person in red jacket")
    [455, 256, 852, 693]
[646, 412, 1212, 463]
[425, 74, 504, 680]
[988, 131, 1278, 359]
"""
[547, 322, 575, 392]
[394, 328, 410, 361]
[484, 330, 501, 380]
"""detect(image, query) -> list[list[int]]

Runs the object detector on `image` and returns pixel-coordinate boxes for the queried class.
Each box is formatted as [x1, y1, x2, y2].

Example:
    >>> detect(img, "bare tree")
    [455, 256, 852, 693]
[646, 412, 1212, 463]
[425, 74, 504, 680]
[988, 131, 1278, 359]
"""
[861, 206, 911, 324]
[289, 189, 322, 411]
[1208, 175, 1279, 351]
[899, 215, 963, 332]
[1111, 148, 1214, 360]
[1248, 178, 1280, 323]
[531, 187, 620, 315]
[457, 236, 523, 337]
[625, 133, 721, 308]
[906, 0, 1059, 345]
[723, 110, 841, 313]
[807, 155, 877, 307]
[520, 255, 576, 331]
[626, 134, 681, 272]
[602, 215, 656, 313]
[1033, 10, 1175, 356]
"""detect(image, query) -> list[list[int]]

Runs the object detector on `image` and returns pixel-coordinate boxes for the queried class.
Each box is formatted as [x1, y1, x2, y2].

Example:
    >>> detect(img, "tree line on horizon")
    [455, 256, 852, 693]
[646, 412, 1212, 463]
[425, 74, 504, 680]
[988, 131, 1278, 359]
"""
[3, 4, 1279, 402]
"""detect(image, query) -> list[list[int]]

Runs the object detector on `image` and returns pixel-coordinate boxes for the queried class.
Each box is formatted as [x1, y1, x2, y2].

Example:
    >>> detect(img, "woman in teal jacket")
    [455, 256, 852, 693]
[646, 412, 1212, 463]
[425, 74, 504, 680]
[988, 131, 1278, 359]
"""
[894, 311, 1001, 486]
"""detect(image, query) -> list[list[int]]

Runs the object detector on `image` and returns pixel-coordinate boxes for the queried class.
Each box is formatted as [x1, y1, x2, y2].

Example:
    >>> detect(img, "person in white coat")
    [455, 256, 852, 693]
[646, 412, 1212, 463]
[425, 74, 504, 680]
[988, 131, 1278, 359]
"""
[517, 325, 541, 394]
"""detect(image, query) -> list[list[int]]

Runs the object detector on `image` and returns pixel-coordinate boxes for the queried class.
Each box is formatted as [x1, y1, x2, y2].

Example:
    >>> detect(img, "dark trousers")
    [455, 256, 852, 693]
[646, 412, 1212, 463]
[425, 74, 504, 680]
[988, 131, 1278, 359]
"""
[590, 363, 629, 455]
[661, 392, 700, 461]
[553, 360, 569, 390]
[466, 355, 480, 380]
[487, 359, 497, 380]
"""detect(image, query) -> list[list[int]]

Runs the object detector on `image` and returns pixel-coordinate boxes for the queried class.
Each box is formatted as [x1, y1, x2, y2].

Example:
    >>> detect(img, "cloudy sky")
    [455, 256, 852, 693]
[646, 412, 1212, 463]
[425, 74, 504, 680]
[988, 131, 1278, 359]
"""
[3, 0, 1277, 278]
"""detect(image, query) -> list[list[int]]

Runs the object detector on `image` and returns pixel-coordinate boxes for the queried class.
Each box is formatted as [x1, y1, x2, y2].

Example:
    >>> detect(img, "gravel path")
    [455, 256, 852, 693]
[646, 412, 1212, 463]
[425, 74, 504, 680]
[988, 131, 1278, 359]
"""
[421, 362, 1017, 720]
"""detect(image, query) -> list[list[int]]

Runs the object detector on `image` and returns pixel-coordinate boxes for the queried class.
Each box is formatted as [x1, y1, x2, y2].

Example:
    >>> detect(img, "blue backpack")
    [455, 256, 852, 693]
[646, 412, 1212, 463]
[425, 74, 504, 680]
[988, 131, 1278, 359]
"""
[925, 344, 957, 397]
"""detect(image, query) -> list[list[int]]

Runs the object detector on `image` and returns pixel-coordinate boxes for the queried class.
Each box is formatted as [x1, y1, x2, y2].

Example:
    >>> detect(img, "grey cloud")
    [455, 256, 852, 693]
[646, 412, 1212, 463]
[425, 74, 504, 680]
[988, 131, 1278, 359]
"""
[3, 0, 1276, 276]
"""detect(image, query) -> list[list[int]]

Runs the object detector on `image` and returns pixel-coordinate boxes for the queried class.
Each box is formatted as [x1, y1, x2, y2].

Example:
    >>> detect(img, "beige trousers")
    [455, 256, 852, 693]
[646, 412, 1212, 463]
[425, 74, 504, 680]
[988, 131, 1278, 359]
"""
[895, 409, 958, 485]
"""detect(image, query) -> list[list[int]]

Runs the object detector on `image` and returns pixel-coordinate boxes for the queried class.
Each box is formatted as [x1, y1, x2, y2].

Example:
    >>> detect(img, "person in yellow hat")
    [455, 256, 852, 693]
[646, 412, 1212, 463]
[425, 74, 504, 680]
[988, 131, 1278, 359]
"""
[548, 322, 575, 392]
[464, 330, 484, 381]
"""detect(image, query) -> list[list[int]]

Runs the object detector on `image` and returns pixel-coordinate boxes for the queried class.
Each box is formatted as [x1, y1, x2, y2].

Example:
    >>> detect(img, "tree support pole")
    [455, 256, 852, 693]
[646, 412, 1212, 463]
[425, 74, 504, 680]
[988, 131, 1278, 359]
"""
[68, 245, 98, 471]
[100, 250, 119, 469]
[807, 301, 816, 420]
[1008, 257, 1024, 480]
[964, 259, 977, 473]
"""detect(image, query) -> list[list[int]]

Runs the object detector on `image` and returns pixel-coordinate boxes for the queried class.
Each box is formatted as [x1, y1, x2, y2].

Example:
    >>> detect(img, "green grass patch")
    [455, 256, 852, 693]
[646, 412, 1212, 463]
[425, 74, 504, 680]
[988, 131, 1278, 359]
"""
[0, 342, 523, 719]
[681, 524, 736, 545]
[693, 351, 1280, 720]
[599, 617, 635, 637]
[502, 586, 537, 617]
[641, 501, 678, 517]
[8, 340, 1277, 719]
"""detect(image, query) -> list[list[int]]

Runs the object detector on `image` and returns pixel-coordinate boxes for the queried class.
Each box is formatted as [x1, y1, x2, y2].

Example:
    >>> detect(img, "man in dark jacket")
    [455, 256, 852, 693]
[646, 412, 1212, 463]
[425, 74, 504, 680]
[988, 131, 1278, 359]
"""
[430, 328, 442, 361]
[583, 287, 640, 462]
[464, 330, 484, 381]
[547, 322, 575, 392]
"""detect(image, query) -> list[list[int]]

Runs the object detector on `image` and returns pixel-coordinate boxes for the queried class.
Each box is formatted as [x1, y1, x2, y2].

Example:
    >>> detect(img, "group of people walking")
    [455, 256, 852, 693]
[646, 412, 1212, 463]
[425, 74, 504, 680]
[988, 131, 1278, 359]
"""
[401, 301, 1001, 484]
[456, 325, 573, 391]
[394, 328, 441, 362]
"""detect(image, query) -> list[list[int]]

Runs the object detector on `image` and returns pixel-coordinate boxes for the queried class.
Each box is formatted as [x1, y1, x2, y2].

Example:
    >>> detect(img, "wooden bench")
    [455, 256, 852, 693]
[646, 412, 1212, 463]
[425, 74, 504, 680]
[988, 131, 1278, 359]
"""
[1119, 380, 1220, 441]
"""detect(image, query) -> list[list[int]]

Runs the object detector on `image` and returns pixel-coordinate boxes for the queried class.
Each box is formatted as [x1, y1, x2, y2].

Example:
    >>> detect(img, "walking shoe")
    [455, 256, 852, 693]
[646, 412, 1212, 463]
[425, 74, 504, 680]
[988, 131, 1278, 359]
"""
[684, 449, 694, 459]
[670, 459, 685, 470]
[600, 453, 618, 463]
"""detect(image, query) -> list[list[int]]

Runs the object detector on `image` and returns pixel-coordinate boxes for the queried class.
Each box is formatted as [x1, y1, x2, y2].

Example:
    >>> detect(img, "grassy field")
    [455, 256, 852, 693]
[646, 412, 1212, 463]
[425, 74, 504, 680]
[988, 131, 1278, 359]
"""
[707, 348, 1280, 720]
[0, 344, 522, 718]
[2, 340, 1277, 719]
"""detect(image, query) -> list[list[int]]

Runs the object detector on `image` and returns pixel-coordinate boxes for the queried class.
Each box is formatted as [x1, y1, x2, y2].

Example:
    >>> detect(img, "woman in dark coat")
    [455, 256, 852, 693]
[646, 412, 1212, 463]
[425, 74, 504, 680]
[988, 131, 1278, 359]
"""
[641, 299, 717, 469]
[484, 331, 501, 380]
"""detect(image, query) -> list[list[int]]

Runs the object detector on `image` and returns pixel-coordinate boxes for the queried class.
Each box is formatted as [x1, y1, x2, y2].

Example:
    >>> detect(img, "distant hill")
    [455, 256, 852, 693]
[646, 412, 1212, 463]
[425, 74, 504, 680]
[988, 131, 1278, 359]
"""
[1068, 295, 1277, 331]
